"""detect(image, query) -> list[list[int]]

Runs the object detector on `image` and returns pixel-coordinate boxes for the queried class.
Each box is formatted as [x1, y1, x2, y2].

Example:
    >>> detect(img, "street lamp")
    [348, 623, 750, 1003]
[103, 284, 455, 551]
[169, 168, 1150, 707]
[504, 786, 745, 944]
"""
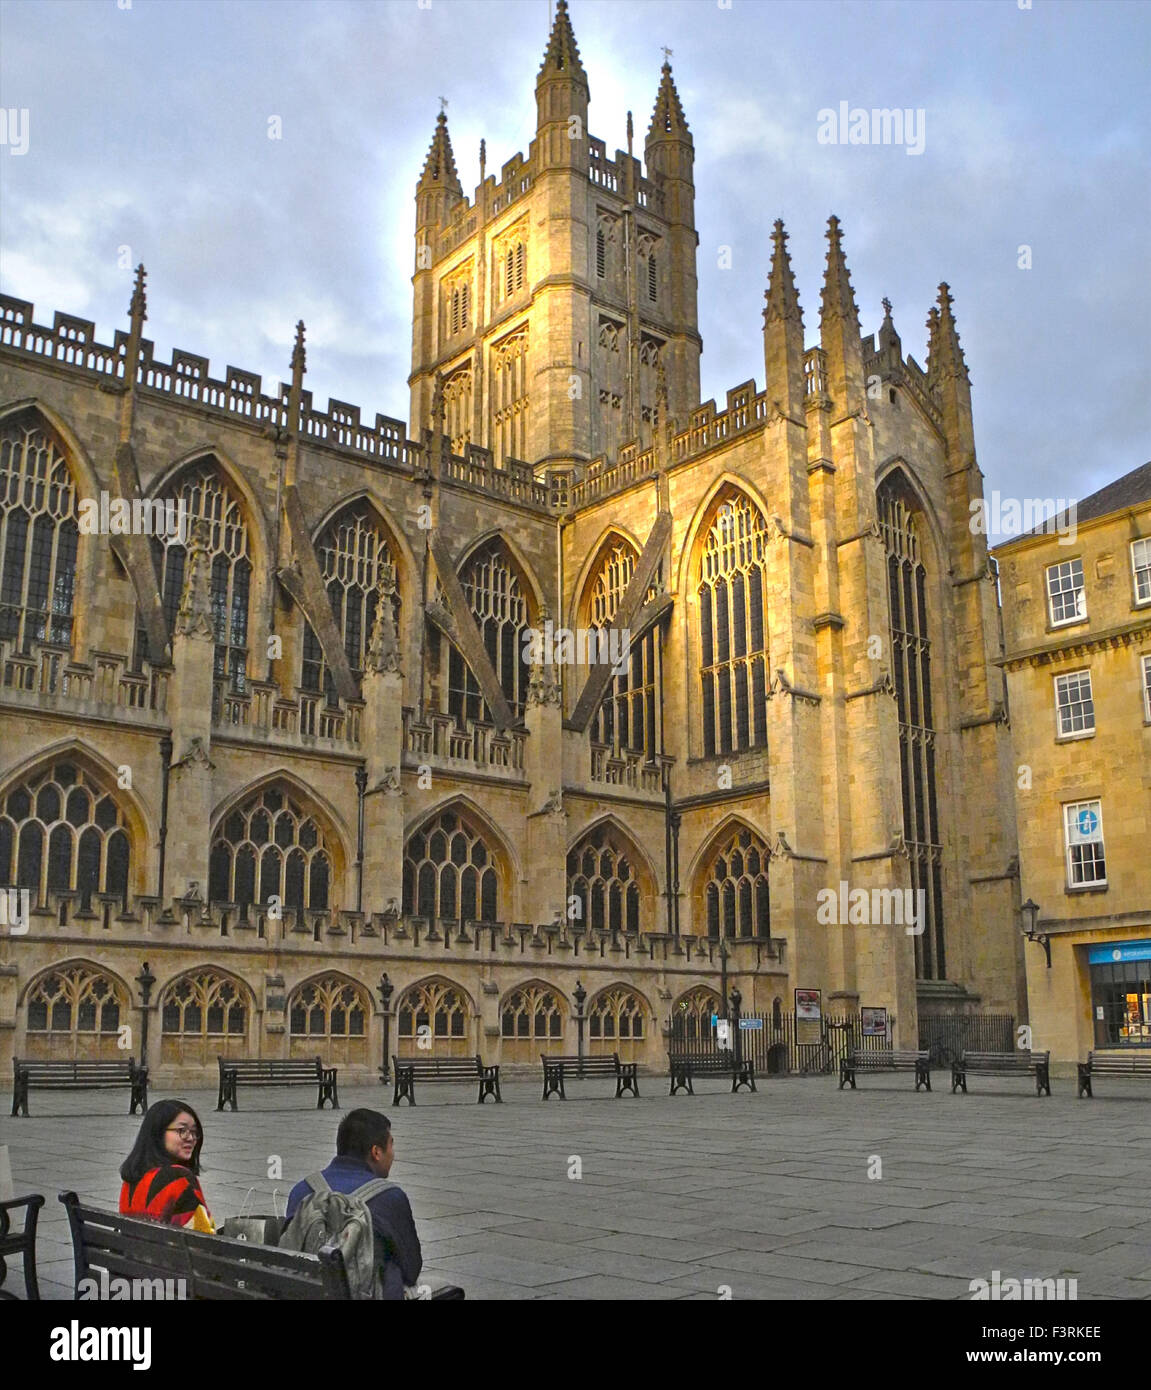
[1020, 898, 1051, 969]
[574, 979, 587, 1068]
[718, 938, 730, 1016]
[730, 987, 743, 1071]
[377, 972, 395, 1082]
[135, 961, 156, 1070]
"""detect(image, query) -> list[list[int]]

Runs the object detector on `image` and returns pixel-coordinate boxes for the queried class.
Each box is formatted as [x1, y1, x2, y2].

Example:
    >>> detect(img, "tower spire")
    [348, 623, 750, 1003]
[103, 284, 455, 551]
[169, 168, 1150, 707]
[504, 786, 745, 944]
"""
[538, 0, 586, 84]
[763, 220, 804, 418]
[417, 109, 462, 198]
[819, 215, 860, 328]
[764, 219, 802, 327]
[647, 57, 689, 140]
[927, 282, 969, 383]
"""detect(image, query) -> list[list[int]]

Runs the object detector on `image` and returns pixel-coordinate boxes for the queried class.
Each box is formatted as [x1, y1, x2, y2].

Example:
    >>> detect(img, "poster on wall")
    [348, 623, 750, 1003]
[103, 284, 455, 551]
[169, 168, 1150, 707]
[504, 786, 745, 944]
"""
[861, 1006, 888, 1037]
[795, 988, 822, 1022]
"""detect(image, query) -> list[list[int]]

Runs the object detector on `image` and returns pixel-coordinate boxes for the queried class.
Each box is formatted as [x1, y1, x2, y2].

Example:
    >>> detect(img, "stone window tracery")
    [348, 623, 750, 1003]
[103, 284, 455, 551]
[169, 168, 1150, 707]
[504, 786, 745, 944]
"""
[439, 538, 530, 724]
[0, 412, 79, 654]
[301, 504, 397, 698]
[396, 979, 470, 1052]
[491, 327, 528, 464]
[289, 976, 367, 1037]
[147, 459, 251, 691]
[501, 983, 564, 1041]
[566, 823, 642, 934]
[588, 987, 647, 1044]
[160, 971, 248, 1036]
[402, 807, 499, 924]
[879, 481, 945, 980]
[25, 964, 126, 1040]
[703, 826, 770, 940]
[671, 985, 722, 1045]
[1, 760, 131, 907]
[208, 786, 332, 913]
[697, 488, 769, 756]
[584, 538, 662, 759]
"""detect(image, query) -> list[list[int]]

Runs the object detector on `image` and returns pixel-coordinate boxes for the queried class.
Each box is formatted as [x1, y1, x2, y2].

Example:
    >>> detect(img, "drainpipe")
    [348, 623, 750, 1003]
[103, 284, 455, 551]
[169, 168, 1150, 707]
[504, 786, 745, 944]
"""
[156, 735, 173, 902]
[355, 766, 367, 913]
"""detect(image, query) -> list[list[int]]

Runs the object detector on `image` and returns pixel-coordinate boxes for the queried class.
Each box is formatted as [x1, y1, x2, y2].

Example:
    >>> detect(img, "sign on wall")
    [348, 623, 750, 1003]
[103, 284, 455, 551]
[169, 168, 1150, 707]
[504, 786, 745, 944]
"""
[795, 988, 822, 1022]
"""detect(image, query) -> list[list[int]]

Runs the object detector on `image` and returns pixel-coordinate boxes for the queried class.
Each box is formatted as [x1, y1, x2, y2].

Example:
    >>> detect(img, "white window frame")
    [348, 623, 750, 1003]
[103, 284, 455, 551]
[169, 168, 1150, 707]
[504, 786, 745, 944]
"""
[1046, 557, 1086, 627]
[1063, 799, 1107, 888]
[1143, 653, 1151, 722]
[1053, 668, 1095, 739]
[1131, 537, 1151, 606]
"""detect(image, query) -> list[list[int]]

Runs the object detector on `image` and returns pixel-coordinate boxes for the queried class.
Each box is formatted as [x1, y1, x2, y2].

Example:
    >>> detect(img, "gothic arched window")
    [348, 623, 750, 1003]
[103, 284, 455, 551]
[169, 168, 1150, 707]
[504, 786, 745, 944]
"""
[209, 786, 333, 913]
[440, 539, 530, 724]
[147, 460, 251, 691]
[25, 964, 127, 1059]
[501, 984, 564, 1042]
[402, 807, 500, 924]
[289, 976, 368, 1038]
[584, 538, 663, 760]
[879, 481, 945, 979]
[697, 489, 769, 756]
[588, 987, 647, 1052]
[671, 986, 722, 1046]
[0, 412, 79, 654]
[396, 979, 470, 1056]
[301, 504, 397, 698]
[1, 760, 131, 908]
[160, 971, 248, 1036]
[566, 822, 642, 934]
[703, 825, 770, 940]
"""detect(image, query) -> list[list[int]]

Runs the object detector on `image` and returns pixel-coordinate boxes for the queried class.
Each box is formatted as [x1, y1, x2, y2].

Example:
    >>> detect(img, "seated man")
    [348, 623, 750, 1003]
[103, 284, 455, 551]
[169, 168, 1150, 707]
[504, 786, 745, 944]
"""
[284, 1108, 422, 1300]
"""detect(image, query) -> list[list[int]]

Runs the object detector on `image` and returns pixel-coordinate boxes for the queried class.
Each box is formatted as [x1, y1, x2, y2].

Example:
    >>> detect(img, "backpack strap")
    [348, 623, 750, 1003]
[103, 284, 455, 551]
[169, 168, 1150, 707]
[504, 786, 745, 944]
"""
[306, 1172, 330, 1195]
[351, 1178, 393, 1203]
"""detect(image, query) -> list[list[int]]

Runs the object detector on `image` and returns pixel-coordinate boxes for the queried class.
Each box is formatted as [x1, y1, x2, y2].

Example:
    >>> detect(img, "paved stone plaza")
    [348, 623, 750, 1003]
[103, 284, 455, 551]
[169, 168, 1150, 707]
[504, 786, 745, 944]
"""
[4, 1075, 1151, 1301]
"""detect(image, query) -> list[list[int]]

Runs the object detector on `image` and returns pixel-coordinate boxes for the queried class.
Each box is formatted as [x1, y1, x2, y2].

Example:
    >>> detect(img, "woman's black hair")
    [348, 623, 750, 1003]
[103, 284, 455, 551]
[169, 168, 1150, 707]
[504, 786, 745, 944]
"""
[120, 1098, 205, 1184]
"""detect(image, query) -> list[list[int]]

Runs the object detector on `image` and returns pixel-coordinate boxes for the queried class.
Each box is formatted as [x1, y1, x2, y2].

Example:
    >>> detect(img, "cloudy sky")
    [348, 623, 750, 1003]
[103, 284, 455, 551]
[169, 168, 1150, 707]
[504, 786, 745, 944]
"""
[1, 0, 1148, 530]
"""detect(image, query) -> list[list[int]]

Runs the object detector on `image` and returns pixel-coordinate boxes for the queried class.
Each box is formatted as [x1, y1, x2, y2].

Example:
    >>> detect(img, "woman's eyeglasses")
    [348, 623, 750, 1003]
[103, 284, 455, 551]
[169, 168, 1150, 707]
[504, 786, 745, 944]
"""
[166, 1126, 199, 1141]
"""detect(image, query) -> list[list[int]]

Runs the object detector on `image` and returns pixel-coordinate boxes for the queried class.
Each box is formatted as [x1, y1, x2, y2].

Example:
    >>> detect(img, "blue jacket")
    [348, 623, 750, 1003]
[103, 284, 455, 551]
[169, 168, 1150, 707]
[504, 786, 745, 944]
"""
[286, 1157, 422, 1300]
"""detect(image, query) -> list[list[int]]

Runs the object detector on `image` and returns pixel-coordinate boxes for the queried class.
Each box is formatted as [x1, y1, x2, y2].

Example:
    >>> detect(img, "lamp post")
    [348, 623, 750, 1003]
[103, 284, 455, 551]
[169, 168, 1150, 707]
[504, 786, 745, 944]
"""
[730, 986, 743, 1072]
[135, 961, 156, 1071]
[718, 938, 729, 1017]
[574, 979, 587, 1067]
[1021, 898, 1051, 969]
[377, 972, 394, 1082]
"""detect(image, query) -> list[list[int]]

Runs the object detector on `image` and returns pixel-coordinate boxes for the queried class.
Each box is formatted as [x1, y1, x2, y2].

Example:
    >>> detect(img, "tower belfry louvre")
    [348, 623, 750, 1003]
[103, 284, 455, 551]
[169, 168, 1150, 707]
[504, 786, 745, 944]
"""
[0, 0, 1023, 1088]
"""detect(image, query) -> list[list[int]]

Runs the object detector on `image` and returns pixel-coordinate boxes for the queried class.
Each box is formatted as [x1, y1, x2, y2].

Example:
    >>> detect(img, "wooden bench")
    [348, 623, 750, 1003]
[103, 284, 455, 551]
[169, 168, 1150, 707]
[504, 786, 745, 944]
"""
[1077, 1051, 1151, 1098]
[60, 1191, 351, 1299]
[668, 1051, 756, 1095]
[387, 1055, 501, 1106]
[540, 1053, 638, 1100]
[952, 1050, 1051, 1096]
[839, 1048, 931, 1091]
[0, 1194, 43, 1300]
[11, 1058, 148, 1118]
[216, 1056, 338, 1112]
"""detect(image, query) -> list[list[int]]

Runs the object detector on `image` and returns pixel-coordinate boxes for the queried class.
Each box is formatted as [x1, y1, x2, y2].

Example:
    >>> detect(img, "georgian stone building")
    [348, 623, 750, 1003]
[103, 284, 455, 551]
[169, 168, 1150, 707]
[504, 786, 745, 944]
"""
[0, 1, 1023, 1087]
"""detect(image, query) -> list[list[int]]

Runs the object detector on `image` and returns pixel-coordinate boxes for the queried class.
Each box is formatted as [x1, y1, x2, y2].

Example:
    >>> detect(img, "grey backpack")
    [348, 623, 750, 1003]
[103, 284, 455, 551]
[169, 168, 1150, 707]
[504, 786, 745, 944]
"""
[278, 1172, 392, 1299]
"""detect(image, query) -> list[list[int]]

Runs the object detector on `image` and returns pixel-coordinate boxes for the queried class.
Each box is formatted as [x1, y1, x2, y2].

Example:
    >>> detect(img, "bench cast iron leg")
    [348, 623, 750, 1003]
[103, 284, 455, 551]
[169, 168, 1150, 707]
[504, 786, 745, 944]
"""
[1077, 1065, 1091, 1098]
[1036, 1064, 1050, 1097]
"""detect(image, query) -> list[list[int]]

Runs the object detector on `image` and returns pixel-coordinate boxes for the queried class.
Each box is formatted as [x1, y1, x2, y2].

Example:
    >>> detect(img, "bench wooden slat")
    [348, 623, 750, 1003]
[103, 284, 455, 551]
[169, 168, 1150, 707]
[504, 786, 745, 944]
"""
[952, 1050, 1051, 1096]
[12, 1058, 148, 1117]
[839, 1049, 931, 1092]
[389, 1054, 501, 1106]
[216, 1056, 338, 1113]
[539, 1053, 639, 1100]
[1078, 1051, 1151, 1097]
[61, 1193, 351, 1300]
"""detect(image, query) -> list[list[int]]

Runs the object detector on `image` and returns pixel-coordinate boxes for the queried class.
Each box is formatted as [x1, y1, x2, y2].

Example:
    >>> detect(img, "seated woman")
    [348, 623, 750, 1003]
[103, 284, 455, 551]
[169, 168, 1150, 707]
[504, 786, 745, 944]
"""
[119, 1099, 214, 1231]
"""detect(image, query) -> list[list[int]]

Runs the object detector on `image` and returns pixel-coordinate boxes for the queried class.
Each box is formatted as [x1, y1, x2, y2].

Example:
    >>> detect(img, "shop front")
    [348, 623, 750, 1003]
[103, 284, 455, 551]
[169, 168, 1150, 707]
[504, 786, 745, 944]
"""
[1088, 940, 1151, 1049]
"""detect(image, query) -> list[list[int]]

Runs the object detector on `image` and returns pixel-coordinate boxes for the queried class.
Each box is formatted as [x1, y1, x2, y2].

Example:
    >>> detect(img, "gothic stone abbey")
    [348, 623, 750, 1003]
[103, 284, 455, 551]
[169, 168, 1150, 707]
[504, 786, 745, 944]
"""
[0, 2, 1024, 1085]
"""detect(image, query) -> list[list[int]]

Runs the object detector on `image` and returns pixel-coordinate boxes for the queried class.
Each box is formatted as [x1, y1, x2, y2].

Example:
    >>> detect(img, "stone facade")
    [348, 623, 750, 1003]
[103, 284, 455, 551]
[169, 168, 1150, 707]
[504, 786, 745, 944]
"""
[0, 1, 1021, 1087]
[995, 464, 1151, 1066]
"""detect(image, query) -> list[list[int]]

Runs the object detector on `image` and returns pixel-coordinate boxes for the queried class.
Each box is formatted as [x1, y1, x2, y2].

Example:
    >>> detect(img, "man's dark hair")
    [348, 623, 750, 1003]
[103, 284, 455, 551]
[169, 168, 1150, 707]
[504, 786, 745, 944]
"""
[120, 1098, 204, 1184]
[336, 1108, 392, 1161]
